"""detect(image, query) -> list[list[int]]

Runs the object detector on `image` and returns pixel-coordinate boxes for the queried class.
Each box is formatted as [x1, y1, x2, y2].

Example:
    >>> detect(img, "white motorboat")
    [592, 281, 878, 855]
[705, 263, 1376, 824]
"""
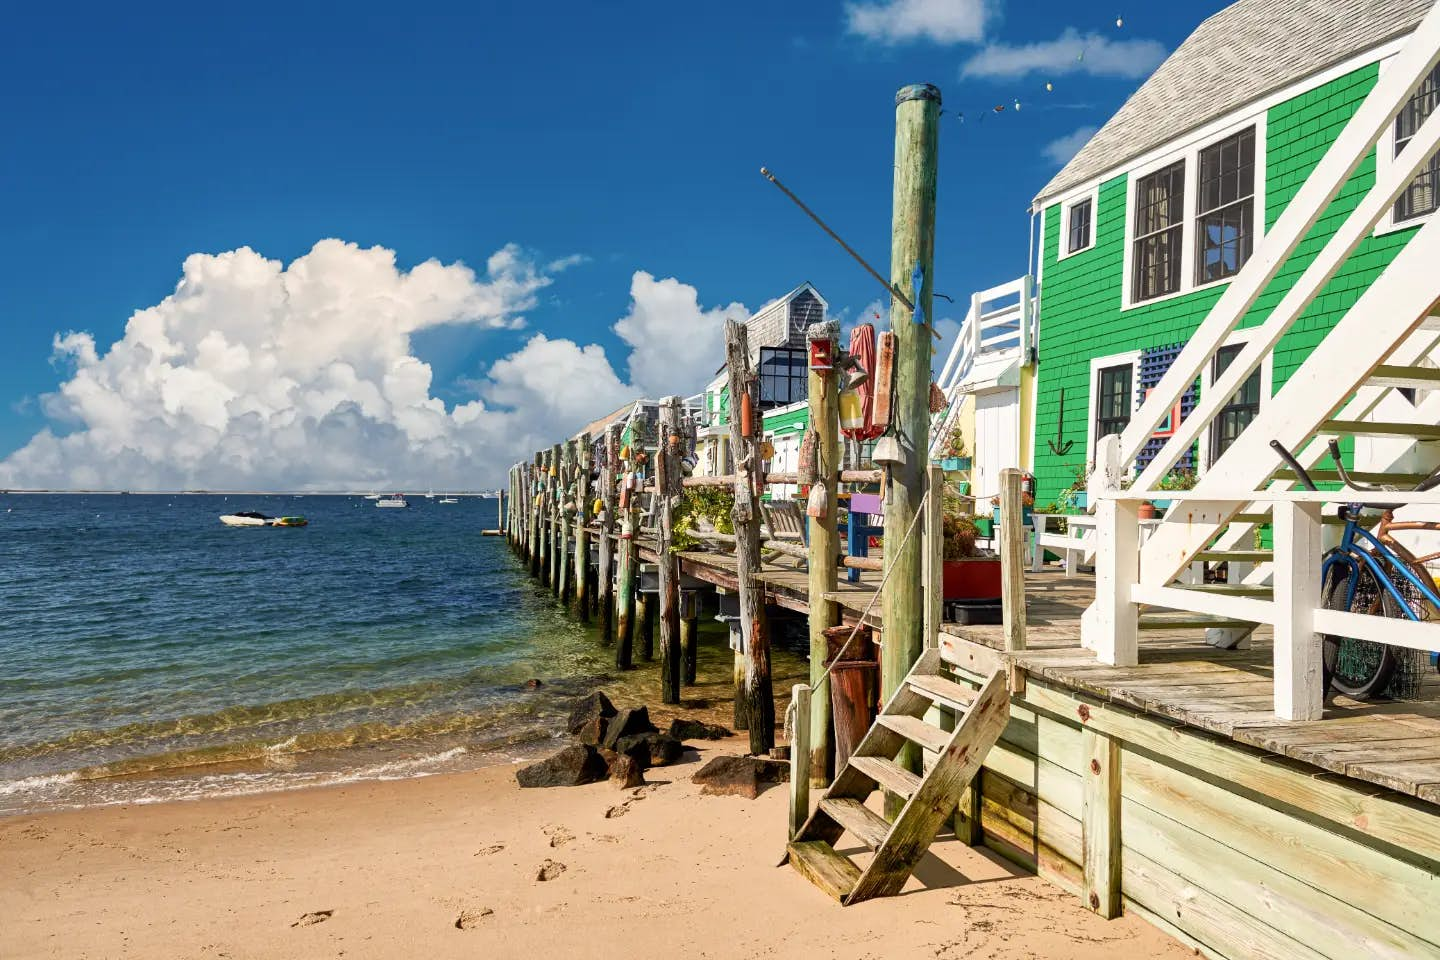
[221, 511, 271, 527]
[439, 497, 458, 504]
[376, 495, 407, 508]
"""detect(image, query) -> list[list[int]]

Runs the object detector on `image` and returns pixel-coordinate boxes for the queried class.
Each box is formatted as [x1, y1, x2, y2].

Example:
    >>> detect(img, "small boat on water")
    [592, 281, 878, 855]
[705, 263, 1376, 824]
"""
[376, 494, 408, 508]
[220, 512, 309, 527]
[439, 497, 458, 504]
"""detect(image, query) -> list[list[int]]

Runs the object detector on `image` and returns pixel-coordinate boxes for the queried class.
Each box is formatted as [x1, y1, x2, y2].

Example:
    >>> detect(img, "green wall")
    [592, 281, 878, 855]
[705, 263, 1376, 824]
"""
[1032, 62, 1419, 504]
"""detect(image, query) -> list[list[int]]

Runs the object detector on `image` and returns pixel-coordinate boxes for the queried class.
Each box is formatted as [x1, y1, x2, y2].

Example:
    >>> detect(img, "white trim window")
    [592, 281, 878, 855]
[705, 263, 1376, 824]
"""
[1195, 127, 1257, 285]
[1198, 329, 1274, 471]
[1131, 161, 1186, 302]
[1087, 351, 1142, 456]
[1065, 194, 1094, 256]
[1394, 62, 1440, 225]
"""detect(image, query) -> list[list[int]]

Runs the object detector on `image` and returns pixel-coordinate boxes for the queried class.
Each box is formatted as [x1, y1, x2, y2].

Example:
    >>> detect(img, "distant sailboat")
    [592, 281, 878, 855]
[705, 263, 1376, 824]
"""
[439, 493, 458, 504]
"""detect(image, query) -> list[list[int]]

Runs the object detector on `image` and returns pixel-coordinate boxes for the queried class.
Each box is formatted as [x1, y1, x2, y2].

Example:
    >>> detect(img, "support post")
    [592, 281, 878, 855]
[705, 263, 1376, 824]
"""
[616, 440, 638, 670]
[557, 441, 572, 604]
[999, 467, 1027, 651]
[955, 783, 983, 845]
[537, 450, 551, 585]
[881, 82, 940, 804]
[806, 320, 840, 786]
[598, 423, 620, 646]
[726, 318, 774, 754]
[1081, 728, 1121, 918]
[638, 592, 654, 661]
[1083, 436, 1139, 665]
[529, 458, 542, 577]
[680, 591, 699, 686]
[1274, 500, 1324, 720]
[789, 683, 812, 840]
[923, 464, 944, 650]
[574, 433, 591, 622]
[657, 396, 683, 704]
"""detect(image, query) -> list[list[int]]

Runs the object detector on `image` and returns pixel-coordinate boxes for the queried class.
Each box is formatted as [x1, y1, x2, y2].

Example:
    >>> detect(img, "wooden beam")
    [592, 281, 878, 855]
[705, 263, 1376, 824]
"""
[923, 464, 944, 651]
[726, 318, 774, 754]
[1081, 728, 1120, 918]
[551, 442, 565, 598]
[657, 396, 683, 704]
[598, 423, 620, 646]
[790, 683, 812, 839]
[1273, 500, 1323, 721]
[999, 467, 1027, 652]
[574, 433, 591, 622]
[808, 320, 840, 786]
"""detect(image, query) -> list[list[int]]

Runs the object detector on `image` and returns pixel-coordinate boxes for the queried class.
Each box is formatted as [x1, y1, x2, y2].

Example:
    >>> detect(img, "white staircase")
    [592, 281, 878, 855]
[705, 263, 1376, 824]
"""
[1082, 3, 1440, 721]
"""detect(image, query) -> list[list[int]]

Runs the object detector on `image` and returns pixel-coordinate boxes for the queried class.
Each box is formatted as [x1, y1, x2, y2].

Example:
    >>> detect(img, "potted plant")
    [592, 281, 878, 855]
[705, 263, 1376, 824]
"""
[1152, 467, 1198, 511]
[940, 512, 1002, 601]
[1060, 463, 1088, 511]
[938, 427, 971, 472]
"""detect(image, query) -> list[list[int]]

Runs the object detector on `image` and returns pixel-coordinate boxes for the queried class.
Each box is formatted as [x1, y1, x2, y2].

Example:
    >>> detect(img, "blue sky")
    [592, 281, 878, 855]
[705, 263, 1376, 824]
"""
[0, 0, 1227, 489]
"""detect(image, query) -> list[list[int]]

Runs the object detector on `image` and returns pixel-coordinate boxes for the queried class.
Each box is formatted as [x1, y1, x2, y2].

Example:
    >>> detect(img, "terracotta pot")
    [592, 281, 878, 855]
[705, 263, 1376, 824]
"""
[1138, 501, 1157, 520]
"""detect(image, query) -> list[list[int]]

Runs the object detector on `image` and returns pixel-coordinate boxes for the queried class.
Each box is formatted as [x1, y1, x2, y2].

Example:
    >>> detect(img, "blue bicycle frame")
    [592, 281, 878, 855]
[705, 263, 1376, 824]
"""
[1324, 505, 1440, 632]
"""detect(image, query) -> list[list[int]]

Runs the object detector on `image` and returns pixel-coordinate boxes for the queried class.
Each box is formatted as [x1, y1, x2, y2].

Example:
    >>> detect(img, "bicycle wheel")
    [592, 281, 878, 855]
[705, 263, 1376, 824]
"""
[1320, 554, 1400, 700]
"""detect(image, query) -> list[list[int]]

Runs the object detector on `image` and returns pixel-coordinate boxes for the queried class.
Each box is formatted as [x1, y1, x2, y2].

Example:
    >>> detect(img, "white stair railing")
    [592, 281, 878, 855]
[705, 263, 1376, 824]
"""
[930, 275, 1034, 456]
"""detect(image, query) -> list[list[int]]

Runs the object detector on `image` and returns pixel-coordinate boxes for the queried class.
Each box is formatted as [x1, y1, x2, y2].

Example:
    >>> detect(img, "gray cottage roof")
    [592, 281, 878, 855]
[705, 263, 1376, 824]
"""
[1033, 0, 1433, 208]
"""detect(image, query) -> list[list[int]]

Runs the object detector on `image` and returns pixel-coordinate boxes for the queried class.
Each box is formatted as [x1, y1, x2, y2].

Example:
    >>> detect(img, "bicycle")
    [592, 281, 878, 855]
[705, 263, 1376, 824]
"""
[1269, 438, 1440, 699]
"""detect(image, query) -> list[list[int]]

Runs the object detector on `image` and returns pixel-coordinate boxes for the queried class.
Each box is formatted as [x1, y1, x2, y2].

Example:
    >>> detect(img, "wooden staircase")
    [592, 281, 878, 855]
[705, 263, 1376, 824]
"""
[786, 648, 1010, 905]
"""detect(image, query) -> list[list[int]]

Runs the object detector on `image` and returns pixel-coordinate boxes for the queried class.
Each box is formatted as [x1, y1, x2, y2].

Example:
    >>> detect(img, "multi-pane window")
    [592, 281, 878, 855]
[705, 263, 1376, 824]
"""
[1209, 344, 1261, 461]
[1196, 127, 1256, 284]
[1132, 161, 1185, 302]
[1395, 63, 1440, 224]
[758, 347, 807, 409]
[1067, 198, 1093, 253]
[1095, 363, 1133, 442]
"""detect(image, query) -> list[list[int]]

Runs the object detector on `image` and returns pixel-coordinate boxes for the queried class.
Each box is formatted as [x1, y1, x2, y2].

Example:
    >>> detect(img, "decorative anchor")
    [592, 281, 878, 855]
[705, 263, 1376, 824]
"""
[1046, 387, 1076, 456]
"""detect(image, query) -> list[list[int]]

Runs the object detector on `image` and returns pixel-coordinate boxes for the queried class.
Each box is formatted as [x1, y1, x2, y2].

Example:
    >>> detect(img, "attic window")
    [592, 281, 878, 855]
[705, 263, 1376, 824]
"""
[1067, 198, 1093, 253]
[1132, 161, 1185, 303]
[1395, 63, 1440, 224]
[1195, 127, 1256, 284]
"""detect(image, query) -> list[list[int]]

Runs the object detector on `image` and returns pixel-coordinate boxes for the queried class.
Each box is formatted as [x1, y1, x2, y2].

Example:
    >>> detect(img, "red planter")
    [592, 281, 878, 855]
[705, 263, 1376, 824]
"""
[942, 557, 1002, 601]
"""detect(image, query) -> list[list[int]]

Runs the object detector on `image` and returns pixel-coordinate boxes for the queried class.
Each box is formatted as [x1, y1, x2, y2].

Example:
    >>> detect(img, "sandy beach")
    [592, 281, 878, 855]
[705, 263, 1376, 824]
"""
[1, 734, 1193, 960]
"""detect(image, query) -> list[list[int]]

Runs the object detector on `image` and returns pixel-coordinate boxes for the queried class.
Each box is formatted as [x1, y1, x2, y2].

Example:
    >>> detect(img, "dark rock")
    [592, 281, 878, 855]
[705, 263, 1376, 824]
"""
[600, 706, 657, 750]
[524, 678, 544, 689]
[515, 745, 607, 788]
[691, 755, 790, 799]
[608, 754, 645, 789]
[667, 718, 733, 742]
[614, 732, 684, 767]
[566, 692, 617, 736]
[574, 715, 607, 747]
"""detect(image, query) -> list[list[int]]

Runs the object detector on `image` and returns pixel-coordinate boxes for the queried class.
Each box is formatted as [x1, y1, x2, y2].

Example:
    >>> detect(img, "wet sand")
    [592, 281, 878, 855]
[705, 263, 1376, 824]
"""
[0, 736, 1194, 960]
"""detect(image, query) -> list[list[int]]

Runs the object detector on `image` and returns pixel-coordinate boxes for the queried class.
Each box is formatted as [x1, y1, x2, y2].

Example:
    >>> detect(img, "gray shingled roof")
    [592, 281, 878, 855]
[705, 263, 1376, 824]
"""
[1034, 0, 1433, 208]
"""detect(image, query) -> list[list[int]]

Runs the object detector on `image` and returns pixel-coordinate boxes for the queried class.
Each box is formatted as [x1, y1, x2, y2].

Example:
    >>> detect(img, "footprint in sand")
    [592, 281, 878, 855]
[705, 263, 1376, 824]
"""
[473, 843, 506, 857]
[455, 907, 494, 929]
[535, 859, 566, 881]
[291, 910, 333, 928]
[543, 825, 574, 848]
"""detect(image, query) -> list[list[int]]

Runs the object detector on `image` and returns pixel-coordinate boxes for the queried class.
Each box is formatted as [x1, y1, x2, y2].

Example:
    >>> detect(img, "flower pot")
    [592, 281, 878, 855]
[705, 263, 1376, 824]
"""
[939, 456, 972, 472]
[992, 506, 1034, 528]
[1067, 491, 1088, 510]
[1138, 501, 1158, 520]
[942, 557, 1003, 602]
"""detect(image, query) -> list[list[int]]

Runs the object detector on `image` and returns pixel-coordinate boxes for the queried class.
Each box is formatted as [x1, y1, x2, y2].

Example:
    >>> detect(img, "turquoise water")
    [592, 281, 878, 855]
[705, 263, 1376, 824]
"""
[0, 493, 624, 814]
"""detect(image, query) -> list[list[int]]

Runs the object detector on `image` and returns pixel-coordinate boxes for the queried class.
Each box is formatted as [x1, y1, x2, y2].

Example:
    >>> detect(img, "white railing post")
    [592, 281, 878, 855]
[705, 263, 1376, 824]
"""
[1273, 501, 1324, 721]
[1082, 436, 1139, 664]
[1019, 273, 1034, 361]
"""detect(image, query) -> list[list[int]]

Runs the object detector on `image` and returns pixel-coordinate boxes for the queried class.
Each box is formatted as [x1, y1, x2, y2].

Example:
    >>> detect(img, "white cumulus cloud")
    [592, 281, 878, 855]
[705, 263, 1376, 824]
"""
[846, 0, 992, 44]
[962, 28, 1166, 80]
[0, 240, 746, 491]
[1043, 125, 1100, 166]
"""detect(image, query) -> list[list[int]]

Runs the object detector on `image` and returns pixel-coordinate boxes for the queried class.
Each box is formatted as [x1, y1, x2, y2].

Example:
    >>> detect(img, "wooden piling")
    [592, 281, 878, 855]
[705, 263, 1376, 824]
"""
[638, 592, 655, 661]
[657, 396, 683, 704]
[615, 434, 638, 670]
[598, 423, 620, 645]
[536, 450, 550, 585]
[806, 320, 840, 786]
[789, 683, 812, 839]
[881, 82, 940, 811]
[725, 318, 774, 754]
[924, 464, 944, 650]
[680, 590, 698, 686]
[557, 441, 573, 604]
[999, 467, 1027, 651]
[574, 433, 591, 621]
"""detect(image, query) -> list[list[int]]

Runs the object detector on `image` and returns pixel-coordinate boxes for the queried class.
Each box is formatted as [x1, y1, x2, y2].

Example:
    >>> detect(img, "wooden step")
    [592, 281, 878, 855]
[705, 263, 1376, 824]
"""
[906, 673, 978, 712]
[1193, 549, 1272, 562]
[818, 798, 891, 850]
[1321, 419, 1440, 441]
[875, 714, 951, 753]
[1170, 583, 1273, 598]
[1369, 364, 1440, 390]
[1229, 512, 1271, 524]
[1139, 612, 1256, 630]
[787, 841, 860, 902]
[848, 755, 922, 799]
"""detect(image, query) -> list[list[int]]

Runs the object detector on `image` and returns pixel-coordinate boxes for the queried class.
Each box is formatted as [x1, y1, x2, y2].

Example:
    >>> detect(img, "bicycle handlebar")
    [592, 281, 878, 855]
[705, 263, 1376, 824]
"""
[1269, 437, 1440, 511]
[1269, 439, 1319, 491]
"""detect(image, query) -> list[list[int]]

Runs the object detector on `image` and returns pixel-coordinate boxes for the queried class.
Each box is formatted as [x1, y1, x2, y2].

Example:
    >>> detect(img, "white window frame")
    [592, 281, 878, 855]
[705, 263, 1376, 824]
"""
[1087, 349, 1142, 468]
[1375, 53, 1440, 237]
[1057, 185, 1099, 261]
[1196, 327, 1274, 473]
[1120, 113, 1268, 311]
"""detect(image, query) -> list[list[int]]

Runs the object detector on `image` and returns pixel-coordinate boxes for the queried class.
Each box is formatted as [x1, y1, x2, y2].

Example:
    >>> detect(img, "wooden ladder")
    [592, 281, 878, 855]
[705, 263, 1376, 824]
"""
[786, 647, 1010, 905]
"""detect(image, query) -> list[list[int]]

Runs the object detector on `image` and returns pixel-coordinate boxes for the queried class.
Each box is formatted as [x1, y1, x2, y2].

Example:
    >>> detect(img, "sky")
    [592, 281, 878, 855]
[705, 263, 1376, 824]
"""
[0, 0, 1228, 490]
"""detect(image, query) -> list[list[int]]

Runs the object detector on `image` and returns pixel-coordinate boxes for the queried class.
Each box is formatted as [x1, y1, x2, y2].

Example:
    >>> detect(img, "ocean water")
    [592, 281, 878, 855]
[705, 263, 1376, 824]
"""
[0, 493, 677, 815]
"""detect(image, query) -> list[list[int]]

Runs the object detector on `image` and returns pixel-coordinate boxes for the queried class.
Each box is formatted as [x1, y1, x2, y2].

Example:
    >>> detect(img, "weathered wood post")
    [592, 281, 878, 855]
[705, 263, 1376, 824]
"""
[657, 396, 683, 704]
[680, 591, 699, 686]
[999, 467, 1028, 651]
[789, 683, 812, 839]
[558, 441, 574, 604]
[615, 436, 638, 670]
[806, 320, 840, 786]
[598, 423, 620, 645]
[537, 450, 551, 585]
[726, 318, 774, 754]
[638, 592, 655, 661]
[574, 433, 592, 621]
[881, 82, 940, 802]
[924, 464, 945, 649]
[524, 462, 536, 567]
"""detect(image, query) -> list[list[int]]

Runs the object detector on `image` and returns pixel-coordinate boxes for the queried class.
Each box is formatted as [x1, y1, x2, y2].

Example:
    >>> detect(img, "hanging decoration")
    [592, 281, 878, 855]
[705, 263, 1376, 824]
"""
[797, 428, 819, 486]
